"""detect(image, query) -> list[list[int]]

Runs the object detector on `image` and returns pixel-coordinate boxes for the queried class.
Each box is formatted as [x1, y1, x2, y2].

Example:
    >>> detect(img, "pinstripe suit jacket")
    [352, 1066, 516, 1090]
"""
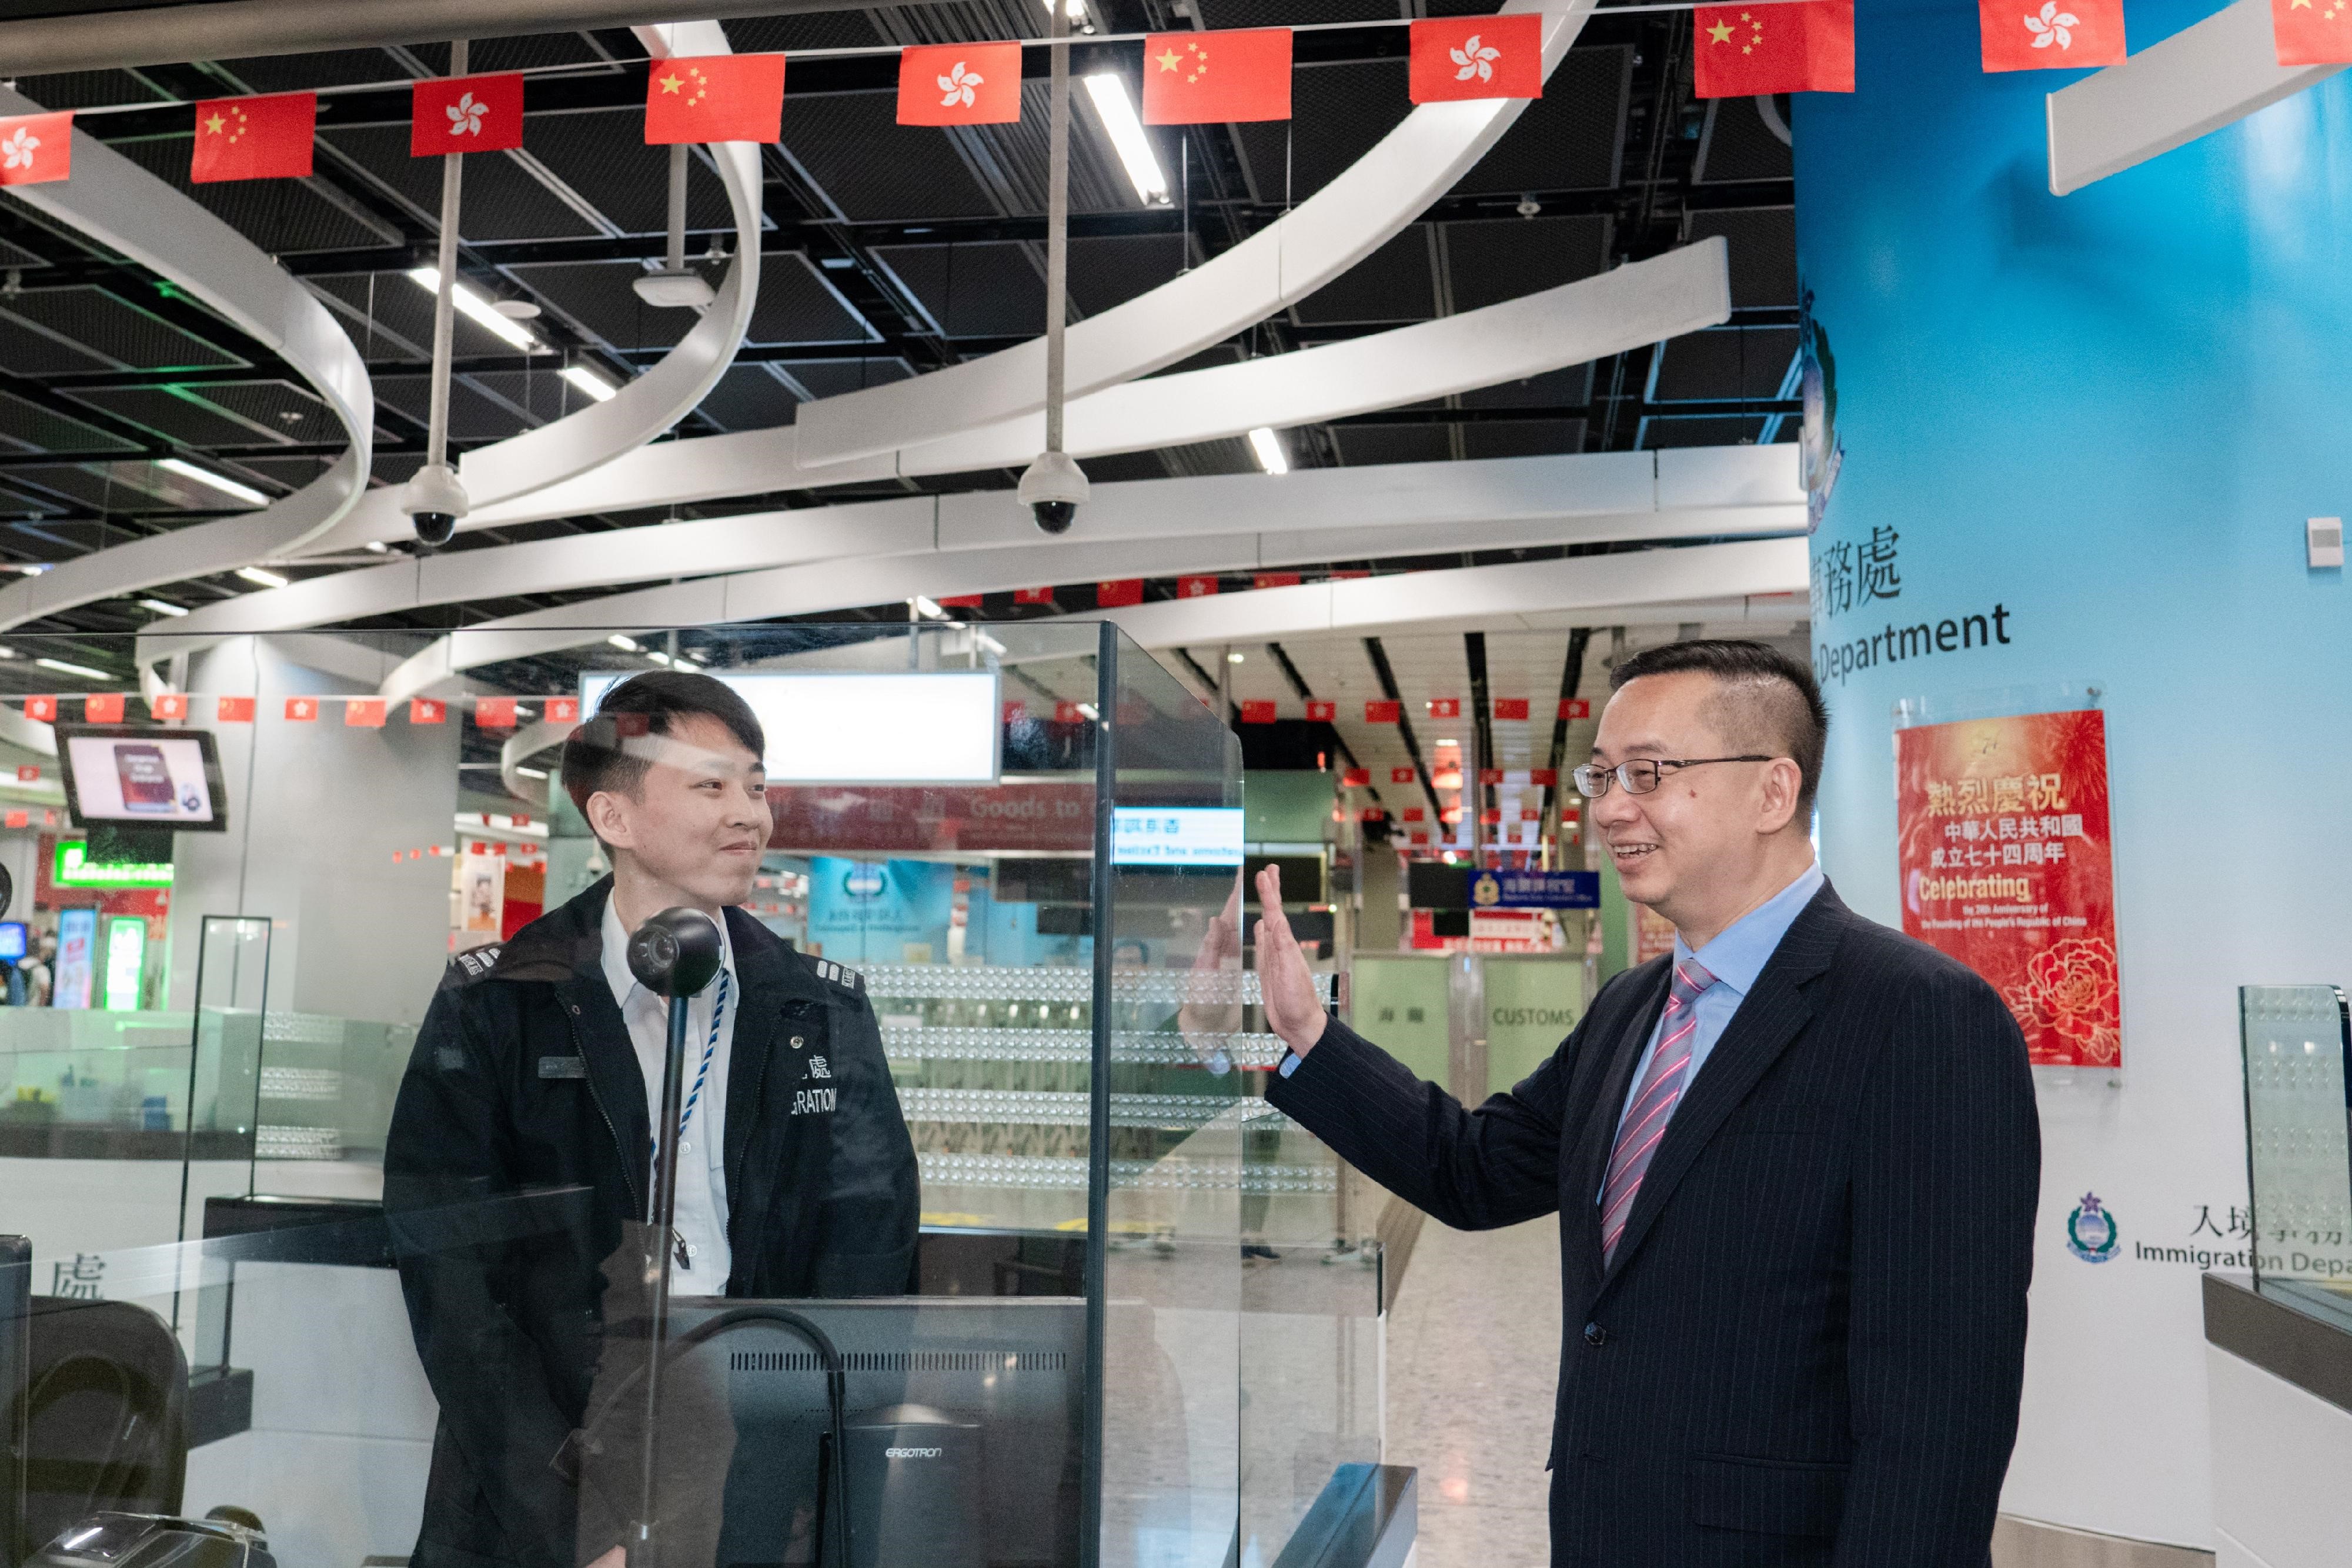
[1268, 881, 2040, 1567]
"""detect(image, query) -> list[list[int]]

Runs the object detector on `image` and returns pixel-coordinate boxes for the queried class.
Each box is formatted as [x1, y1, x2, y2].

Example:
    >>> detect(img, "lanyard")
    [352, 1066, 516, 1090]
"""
[649, 967, 729, 1158]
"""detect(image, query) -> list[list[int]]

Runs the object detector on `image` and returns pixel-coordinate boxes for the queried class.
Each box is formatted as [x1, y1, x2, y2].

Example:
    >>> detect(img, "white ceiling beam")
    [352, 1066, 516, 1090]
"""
[2046, 0, 2343, 194]
[788, 0, 1596, 469]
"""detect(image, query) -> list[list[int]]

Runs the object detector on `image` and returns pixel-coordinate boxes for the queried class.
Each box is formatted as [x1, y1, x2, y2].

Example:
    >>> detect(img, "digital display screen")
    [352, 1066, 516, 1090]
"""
[56, 727, 229, 832]
[1111, 807, 1245, 866]
[0, 922, 24, 961]
[578, 671, 1001, 784]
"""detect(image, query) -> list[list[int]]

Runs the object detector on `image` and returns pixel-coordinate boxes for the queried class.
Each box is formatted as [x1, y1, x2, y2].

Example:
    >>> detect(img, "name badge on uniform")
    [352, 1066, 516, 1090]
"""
[538, 1055, 589, 1079]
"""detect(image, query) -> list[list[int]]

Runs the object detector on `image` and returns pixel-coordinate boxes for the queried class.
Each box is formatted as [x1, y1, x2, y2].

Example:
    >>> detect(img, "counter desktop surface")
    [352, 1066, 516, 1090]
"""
[0, 620, 1396, 1568]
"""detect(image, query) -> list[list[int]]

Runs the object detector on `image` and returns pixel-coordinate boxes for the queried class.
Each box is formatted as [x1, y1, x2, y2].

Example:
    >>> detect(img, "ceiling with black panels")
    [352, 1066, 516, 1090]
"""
[0, 0, 1800, 675]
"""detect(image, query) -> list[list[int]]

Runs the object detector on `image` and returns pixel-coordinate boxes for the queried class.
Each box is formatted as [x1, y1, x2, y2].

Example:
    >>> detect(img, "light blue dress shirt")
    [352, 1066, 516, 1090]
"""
[1609, 860, 1825, 1145]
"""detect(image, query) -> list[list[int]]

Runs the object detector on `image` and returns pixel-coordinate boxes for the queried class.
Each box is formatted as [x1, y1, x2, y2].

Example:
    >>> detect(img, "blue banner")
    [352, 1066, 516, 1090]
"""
[1470, 870, 1598, 910]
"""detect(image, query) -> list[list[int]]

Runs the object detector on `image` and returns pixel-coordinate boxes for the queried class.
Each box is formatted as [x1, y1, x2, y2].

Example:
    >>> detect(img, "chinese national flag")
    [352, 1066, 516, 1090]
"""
[1240, 700, 1277, 724]
[1981, 0, 2124, 69]
[1097, 579, 1144, 607]
[645, 55, 786, 145]
[1693, 2, 1855, 98]
[1254, 571, 1301, 589]
[192, 93, 316, 182]
[85, 694, 124, 723]
[2271, 0, 2352, 63]
[1142, 29, 1292, 125]
[1408, 15, 1544, 103]
[410, 697, 446, 725]
[412, 72, 526, 156]
[898, 42, 1022, 126]
[216, 696, 254, 723]
[475, 697, 517, 729]
[151, 693, 188, 720]
[23, 696, 55, 722]
[1493, 697, 1529, 720]
[936, 594, 984, 609]
[346, 698, 387, 728]
[1177, 576, 1218, 598]
[1365, 700, 1400, 723]
[1305, 700, 1336, 721]
[1341, 767, 1369, 786]
[2, 811, 21, 830]
[285, 696, 319, 722]
[545, 697, 580, 723]
[0, 111, 72, 188]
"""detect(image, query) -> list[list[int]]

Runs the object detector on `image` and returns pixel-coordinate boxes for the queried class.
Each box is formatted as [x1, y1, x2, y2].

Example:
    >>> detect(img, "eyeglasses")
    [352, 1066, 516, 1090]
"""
[1573, 755, 1776, 799]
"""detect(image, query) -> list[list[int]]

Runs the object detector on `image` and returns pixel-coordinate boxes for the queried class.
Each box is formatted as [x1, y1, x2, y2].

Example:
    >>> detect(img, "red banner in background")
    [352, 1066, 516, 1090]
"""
[1895, 708, 2120, 1067]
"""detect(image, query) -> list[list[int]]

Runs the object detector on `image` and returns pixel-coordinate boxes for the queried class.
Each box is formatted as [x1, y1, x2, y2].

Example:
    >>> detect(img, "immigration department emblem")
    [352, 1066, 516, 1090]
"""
[2065, 1191, 2119, 1263]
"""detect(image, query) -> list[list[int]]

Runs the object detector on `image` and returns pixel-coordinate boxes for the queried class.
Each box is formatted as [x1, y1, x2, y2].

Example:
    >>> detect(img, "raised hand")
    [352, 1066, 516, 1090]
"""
[1178, 874, 1246, 1052]
[1253, 863, 1329, 1057]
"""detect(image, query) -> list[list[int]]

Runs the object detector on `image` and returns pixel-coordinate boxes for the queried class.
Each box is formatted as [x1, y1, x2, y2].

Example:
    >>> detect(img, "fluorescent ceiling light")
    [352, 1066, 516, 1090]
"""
[365, 540, 389, 554]
[139, 599, 187, 617]
[35, 657, 107, 680]
[406, 266, 539, 352]
[561, 365, 618, 402]
[1247, 427, 1289, 476]
[911, 595, 949, 621]
[607, 634, 640, 652]
[0, 646, 14, 658]
[647, 650, 672, 666]
[158, 457, 268, 506]
[516, 765, 548, 780]
[1226, 651, 1245, 664]
[235, 566, 289, 589]
[1083, 75, 1169, 205]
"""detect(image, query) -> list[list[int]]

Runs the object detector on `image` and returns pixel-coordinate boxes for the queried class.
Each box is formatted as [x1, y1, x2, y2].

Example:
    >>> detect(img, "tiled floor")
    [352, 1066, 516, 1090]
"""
[1384, 1214, 1562, 1568]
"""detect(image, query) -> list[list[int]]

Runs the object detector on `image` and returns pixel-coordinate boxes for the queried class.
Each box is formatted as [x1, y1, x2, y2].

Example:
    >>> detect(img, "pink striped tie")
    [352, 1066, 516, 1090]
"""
[1599, 957, 1718, 1265]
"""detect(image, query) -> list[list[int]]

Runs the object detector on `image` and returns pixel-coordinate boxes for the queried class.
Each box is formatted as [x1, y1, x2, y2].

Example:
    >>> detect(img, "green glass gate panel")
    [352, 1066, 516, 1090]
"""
[1484, 958, 1583, 1098]
[1347, 957, 1449, 1085]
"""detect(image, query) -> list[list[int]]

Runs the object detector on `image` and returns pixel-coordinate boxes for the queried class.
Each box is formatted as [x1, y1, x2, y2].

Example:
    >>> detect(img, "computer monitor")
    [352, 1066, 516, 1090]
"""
[654, 1296, 1084, 1568]
[54, 726, 230, 833]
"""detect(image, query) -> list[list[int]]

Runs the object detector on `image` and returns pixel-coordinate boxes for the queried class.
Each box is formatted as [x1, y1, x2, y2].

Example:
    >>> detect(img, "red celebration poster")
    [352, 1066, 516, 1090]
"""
[1895, 708, 2120, 1067]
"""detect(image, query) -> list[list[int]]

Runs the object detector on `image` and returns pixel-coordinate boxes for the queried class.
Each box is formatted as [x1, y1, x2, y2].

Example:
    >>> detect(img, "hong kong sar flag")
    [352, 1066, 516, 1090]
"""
[1142, 28, 1292, 125]
[192, 92, 316, 182]
[0, 111, 71, 188]
[1693, 2, 1855, 98]
[1981, 0, 2124, 69]
[898, 42, 1022, 126]
[412, 72, 525, 155]
[1409, 15, 1543, 103]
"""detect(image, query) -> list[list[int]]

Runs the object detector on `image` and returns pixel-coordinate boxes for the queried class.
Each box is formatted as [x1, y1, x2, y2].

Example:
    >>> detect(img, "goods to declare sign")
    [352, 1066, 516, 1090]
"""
[1895, 708, 2120, 1068]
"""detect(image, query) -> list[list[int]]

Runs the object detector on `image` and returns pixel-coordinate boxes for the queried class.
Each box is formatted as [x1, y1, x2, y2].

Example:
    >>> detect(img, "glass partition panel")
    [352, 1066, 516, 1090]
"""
[2240, 985, 2352, 1305]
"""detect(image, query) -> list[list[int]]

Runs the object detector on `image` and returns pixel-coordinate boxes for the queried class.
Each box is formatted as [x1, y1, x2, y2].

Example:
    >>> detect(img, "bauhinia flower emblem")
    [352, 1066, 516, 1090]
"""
[938, 61, 984, 109]
[446, 91, 488, 136]
[2022, 1, 2080, 49]
[1, 127, 38, 170]
[1450, 34, 1502, 82]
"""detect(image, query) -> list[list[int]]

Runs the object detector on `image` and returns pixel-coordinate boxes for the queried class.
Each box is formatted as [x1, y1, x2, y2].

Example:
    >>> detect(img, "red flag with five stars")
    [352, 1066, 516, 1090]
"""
[1141, 29, 1292, 125]
[898, 42, 1023, 126]
[192, 93, 316, 182]
[0, 111, 71, 188]
[412, 72, 526, 156]
[2271, 0, 2352, 63]
[346, 698, 387, 728]
[1408, 15, 1544, 103]
[1693, 2, 1855, 98]
[1981, 0, 2124, 69]
[644, 55, 786, 144]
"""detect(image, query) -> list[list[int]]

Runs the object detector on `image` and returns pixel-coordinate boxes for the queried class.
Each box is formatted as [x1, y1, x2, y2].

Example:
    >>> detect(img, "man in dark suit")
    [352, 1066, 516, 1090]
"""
[1251, 639, 2039, 1567]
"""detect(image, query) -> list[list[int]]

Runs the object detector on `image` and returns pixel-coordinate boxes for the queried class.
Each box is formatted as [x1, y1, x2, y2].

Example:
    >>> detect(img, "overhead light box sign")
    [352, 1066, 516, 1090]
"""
[579, 671, 1001, 784]
[55, 840, 173, 889]
[1111, 807, 1244, 867]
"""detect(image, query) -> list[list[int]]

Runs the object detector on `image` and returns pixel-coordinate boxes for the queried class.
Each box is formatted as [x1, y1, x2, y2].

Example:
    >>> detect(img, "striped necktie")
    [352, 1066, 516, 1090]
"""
[1599, 957, 1718, 1265]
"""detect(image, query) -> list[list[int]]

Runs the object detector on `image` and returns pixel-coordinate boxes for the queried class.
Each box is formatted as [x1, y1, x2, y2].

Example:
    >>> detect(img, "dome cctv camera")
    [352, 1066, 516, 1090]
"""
[398, 462, 469, 549]
[1018, 450, 1089, 536]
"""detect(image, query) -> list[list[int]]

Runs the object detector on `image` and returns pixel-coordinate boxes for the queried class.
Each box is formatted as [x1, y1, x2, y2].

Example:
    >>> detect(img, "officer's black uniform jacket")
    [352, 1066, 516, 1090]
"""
[383, 877, 919, 1568]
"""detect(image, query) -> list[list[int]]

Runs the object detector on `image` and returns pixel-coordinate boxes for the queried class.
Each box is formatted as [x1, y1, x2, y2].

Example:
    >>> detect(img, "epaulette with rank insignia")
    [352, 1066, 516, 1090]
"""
[440, 943, 505, 991]
[812, 956, 865, 996]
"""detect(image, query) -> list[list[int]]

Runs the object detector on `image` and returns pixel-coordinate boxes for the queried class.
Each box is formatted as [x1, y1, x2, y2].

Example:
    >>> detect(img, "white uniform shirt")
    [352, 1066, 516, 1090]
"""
[600, 897, 738, 1287]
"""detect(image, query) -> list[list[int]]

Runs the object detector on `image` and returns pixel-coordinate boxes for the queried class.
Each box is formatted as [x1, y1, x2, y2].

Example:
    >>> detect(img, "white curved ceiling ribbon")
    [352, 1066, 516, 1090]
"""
[0, 88, 373, 632]
[787, 0, 1596, 469]
[366, 446, 1803, 701]
[156, 434, 1790, 653]
[305, 237, 1728, 546]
